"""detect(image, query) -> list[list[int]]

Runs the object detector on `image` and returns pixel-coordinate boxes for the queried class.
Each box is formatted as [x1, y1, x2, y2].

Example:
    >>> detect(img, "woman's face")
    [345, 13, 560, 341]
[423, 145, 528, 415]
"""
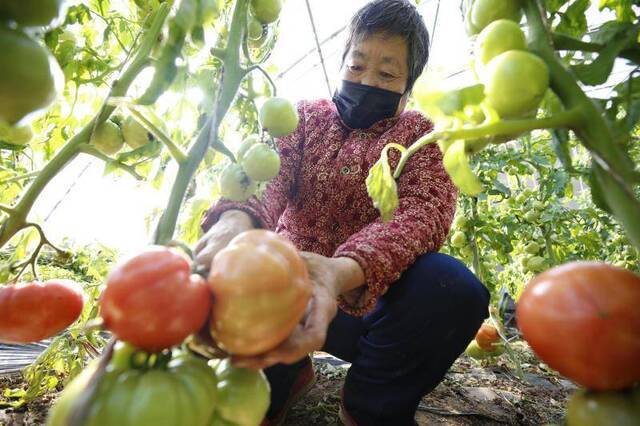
[341, 32, 410, 115]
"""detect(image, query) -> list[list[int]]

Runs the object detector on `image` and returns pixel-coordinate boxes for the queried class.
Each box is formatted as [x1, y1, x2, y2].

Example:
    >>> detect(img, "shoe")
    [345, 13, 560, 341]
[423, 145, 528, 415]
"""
[260, 357, 316, 426]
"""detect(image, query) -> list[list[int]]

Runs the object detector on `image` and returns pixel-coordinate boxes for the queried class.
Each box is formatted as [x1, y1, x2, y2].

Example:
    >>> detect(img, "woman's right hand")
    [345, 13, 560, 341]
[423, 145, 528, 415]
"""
[194, 210, 255, 272]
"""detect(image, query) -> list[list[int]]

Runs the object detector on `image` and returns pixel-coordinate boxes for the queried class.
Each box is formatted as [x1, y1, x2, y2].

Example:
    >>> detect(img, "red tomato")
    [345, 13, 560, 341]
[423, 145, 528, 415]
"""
[475, 323, 500, 350]
[208, 230, 312, 356]
[516, 262, 640, 390]
[100, 246, 211, 352]
[0, 280, 84, 343]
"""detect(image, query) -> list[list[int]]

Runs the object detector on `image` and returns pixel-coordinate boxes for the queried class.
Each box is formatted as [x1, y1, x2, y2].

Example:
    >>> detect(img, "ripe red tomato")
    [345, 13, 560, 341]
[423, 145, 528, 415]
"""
[475, 323, 500, 351]
[208, 230, 312, 356]
[0, 280, 84, 343]
[516, 262, 640, 390]
[100, 246, 211, 352]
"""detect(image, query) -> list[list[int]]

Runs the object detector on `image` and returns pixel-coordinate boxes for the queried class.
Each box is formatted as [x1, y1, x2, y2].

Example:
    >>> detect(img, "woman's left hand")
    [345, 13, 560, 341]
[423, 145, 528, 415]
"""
[231, 252, 352, 370]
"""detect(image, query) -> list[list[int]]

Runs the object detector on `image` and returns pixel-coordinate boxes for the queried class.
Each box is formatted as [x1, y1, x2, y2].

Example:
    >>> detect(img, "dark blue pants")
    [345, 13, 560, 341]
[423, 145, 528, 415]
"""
[265, 253, 490, 425]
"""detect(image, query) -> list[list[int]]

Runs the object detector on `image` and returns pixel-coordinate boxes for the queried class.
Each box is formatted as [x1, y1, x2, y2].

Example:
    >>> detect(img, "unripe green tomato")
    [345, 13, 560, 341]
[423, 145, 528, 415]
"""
[108, 341, 140, 372]
[515, 193, 527, 204]
[519, 256, 529, 269]
[451, 231, 467, 248]
[219, 163, 257, 202]
[121, 116, 152, 150]
[465, 340, 504, 360]
[524, 242, 541, 255]
[475, 19, 526, 78]
[236, 134, 261, 162]
[471, 0, 522, 32]
[0, 27, 64, 126]
[260, 97, 299, 138]
[91, 121, 125, 156]
[566, 388, 640, 426]
[526, 256, 546, 273]
[0, 0, 68, 28]
[484, 50, 550, 119]
[460, 245, 474, 258]
[250, 0, 282, 24]
[531, 200, 544, 211]
[524, 210, 540, 222]
[453, 215, 468, 229]
[247, 15, 264, 41]
[215, 358, 270, 426]
[0, 121, 33, 146]
[241, 143, 281, 182]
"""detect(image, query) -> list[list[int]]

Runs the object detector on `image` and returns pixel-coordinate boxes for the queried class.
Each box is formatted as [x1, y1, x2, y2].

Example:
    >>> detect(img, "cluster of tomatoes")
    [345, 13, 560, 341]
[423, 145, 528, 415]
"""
[219, 97, 297, 201]
[0, 0, 68, 147]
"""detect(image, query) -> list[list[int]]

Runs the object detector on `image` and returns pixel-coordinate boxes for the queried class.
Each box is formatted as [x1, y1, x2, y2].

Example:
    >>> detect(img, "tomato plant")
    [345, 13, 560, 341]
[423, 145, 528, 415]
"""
[469, 0, 522, 34]
[100, 246, 211, 352]
[219, 163, 258, 202]
[250, 0, 282, 24]
[0, 280, 84, 343]
[517, 262, 640, 390]
[208, 229, 312, 355]
[475, 323, 500, 351]
[475, 19, 526, 75]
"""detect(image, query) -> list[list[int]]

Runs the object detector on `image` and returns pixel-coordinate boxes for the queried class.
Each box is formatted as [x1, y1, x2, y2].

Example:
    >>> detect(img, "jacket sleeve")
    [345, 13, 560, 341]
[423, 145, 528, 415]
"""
[333, 142, 458, 316]
[201, 102, 306, 232]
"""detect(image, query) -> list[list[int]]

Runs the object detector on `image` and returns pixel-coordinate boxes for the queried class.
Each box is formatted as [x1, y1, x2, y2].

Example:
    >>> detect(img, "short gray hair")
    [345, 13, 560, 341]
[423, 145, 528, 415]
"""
[341, 0, 430, 93]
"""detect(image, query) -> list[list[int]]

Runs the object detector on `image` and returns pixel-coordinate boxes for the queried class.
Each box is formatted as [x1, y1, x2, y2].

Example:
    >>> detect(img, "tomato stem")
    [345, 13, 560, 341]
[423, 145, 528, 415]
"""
[127, 106, 188, 163]
[77, 144, 145, 180]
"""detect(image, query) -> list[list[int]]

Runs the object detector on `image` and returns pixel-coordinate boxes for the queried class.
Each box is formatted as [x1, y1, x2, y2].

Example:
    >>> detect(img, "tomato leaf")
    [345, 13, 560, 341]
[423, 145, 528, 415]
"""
[555, 0, 589, 37]
[366, 147, 400, 222]
[443, 140, 483, 196]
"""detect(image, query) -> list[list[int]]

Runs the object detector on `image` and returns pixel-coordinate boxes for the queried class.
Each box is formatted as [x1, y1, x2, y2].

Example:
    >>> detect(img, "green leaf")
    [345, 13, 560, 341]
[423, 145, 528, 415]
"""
[443, 140, 483, 196]
[599, 0, 637, 22]
[545, 0, 572, 13]
[366, 146, 402, 222]
[556, 0, 590, 37]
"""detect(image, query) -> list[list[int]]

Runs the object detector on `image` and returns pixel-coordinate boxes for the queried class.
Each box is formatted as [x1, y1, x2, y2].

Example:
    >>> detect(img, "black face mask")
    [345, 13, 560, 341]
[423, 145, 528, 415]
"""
[332, 80, 403, 130]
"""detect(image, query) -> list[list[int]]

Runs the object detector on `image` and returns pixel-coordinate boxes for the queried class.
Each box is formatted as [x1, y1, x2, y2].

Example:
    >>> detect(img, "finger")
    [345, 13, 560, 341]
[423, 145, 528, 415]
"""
[194, 243, 220, 268]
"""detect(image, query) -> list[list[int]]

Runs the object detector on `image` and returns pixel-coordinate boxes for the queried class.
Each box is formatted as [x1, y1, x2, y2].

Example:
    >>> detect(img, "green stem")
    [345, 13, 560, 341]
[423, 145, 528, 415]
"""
[469, 198, 483, 282]
[552, 32, 640, 64]
[393, 108, 584, 179]
[246, 65, 277, 96]
[127, 107, 187, 163]
[153, 0, 249, 245]
[78, 145, 144, 180]
[0, 4, 171, 249]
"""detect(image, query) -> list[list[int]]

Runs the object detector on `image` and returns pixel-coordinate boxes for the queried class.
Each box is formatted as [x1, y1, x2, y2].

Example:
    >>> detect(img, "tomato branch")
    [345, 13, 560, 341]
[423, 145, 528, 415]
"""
[78, 145, 144, 180]
[246, 65, 278, 96]
[523, 0, 640, 252]
[393, 107, 584, 179]
[0, 171, 40, 186]
[126, 106, 188, 163]
[0, 204, 15, 215]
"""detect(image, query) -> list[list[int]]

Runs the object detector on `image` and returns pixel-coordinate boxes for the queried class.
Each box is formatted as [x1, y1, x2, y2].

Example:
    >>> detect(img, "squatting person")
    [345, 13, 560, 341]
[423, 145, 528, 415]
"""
[195, 1, 490, 424]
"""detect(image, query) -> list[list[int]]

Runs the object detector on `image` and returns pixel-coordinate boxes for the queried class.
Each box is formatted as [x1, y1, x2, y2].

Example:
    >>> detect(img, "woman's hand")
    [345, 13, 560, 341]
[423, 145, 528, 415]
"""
[232, 252, 364, 369]
[194, 210, 254, 271]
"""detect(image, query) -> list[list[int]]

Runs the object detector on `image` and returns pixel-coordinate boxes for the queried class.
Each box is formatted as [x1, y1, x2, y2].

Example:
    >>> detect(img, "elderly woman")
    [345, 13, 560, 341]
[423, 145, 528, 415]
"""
[195, 1, 489, 424]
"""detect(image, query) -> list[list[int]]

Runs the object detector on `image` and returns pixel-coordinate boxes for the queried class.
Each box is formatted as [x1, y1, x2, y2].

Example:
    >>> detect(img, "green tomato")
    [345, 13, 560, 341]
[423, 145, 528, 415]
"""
[49, 353, 219, 426]
[484, 50, 550, 119]
[531, 200, 544, 211]
[219, 163, 257, 202]
[0, 27, 63, 126]
[524, 210, 540, 222]
[260, 97, 299, 138]
[121, 116, 152, 150]
[209, 412, 237, 426]
[470, 0, 522, 33]
[241, 143, 281, 182]
[215, 359, 270, 426]
[475, 19, 526, 74]
[515, 193, 527, 204]
[108, 341, 141, 372]
[451, 231, 467, 249]
[566, 389, 640, 426]
[519, 256, 529, 269]
[0, 0, 68, 27]
[91, 121, 125, 156]
[0, 121, 33, 146]
[463, 0, 481, 35]
[250, 0, 282, 24]
[460, 245, 474, 258]
[236, 134, 261, 162]
[453, 215, 468, 229]
[525, 256, 546, 273]
[247, 15, 264, 40]
[524, 242, 541, 255]
[465, 341, 504, 360]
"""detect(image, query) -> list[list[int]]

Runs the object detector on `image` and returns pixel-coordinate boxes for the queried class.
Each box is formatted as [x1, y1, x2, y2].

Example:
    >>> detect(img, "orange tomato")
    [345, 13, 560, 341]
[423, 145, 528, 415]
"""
[517, 262, 640, 390]
[0, 280, 84, 343]
[208, 230, 312, 355]
[100, 246, 211, 352]
[475, 323, 500, 350]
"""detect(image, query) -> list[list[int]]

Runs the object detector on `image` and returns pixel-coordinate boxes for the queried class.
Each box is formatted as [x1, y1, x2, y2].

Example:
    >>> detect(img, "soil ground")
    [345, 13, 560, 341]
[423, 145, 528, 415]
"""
[1, 342, 575, 426]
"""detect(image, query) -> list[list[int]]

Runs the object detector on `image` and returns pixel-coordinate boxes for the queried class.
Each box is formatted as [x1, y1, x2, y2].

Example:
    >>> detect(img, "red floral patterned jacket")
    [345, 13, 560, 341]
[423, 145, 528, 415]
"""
[201, 99, 457, 316]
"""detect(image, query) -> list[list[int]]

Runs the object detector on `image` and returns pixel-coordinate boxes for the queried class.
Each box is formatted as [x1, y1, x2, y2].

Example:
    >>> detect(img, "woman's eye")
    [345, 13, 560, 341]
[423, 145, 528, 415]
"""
[380, 72, 396, 79]
[348, 65, 362, 72]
